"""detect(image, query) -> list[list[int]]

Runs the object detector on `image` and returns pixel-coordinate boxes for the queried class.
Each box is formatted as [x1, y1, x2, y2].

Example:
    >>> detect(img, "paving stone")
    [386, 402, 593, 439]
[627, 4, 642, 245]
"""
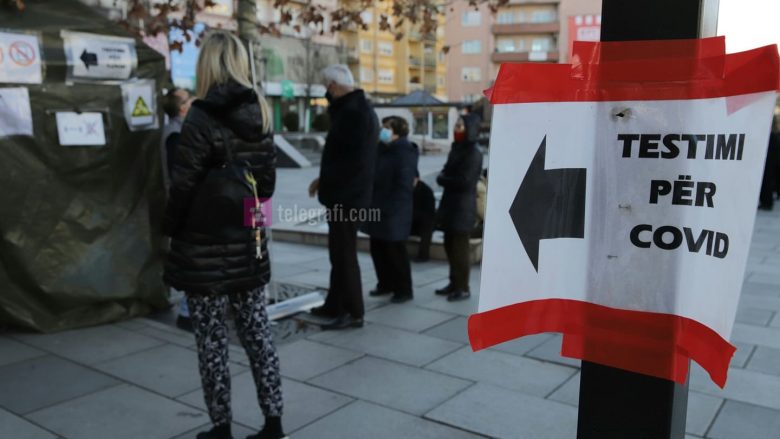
[319, 324, 462, 367]
[135, 325, 197, 348]
[12, 325, 164, 365]
[272, 262, 319, 279]
[491, 333, 555, 356]
[308, 356, 472, 416]
[171, 422, 255, 439]
[731, 342, 755, 368]
[708, 400, 780, 439]
[426, 347, 575, 397]
[425, 383, 577, 439]
[746, 346, 780, 376]
[277, 339, 363, 381]
[416, 289, 480, 317]
[423, 316, 470, 343]
[411, 268, 451, 288]
[0, 355, 119, 414]
[293, 400, 481, 439]
[740, 294, 780, 312]
[277, 270, 331, 288]
[94, 344, 245, 398]
[730, 323, 780, 349]
[735, 307, 775, 326]
[0, 408, 56, 439]
[747, 272, 780, 287]
[178, 374, 352, 432]
[690, 363, 780, 410]
[112, 319, 149, 331]
[525, 334, 582, 368]
[27, 384, 206, 439]
[547, 372, 580, 406]
[771, 312, 780, 328]
[741, 282, 780, 298]
[365, 304, 456, 332]
[685, 392, 722, 437]
[0, 337, 45, 367]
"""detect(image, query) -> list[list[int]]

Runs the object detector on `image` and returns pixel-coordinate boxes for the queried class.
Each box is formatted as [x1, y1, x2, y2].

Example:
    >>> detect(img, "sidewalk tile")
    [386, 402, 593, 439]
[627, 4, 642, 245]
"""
[94, 344, 245, 398]
[690, 364, 780, 410]
[178, 374, 352, 432]
[293, 400, 480, 439]
[730, 323, 780, 349]
[135, 325, 196, 348]
[422, 316, 470, 344]
[0, 355, 119, 414]
[426, 347, 575, 397]
[747, 272, 780, 287]
[731, 342, 755, 368]
[113, 319, 148, 331]
[27, 384, 205, 439]
[771, 312, 780, 328]
[735, 307, 774, 326]
[319, 325, 462, 367]
[740, 295, 780, 312]
[548, 372, 580, 406]
[172, 422, 255, 439]
[365, 304, 456, 332]
[746, 346, 780, 376]
[685, 392, 722, 437]
[0, 408, 56, 439]
[0, 337, 45, 367]
[417, 291, 479, 317]
[308, 356, 471, 416]
[277, 340, 363, 381]
[425, 383, 577, 439]
[12, 325, 164, 365]
[526, 334, 582, 368]
[490, 333, 555, 356]
[708, 400, 780, 439]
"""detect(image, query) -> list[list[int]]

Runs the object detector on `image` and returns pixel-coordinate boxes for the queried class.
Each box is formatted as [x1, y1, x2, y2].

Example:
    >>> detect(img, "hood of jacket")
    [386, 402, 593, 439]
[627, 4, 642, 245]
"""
[194, 81, 266, 142]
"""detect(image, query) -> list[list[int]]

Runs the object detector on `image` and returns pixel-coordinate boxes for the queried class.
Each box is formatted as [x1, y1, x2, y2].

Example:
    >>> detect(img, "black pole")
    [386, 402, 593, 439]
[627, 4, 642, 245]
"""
[577, 1, 705, 438]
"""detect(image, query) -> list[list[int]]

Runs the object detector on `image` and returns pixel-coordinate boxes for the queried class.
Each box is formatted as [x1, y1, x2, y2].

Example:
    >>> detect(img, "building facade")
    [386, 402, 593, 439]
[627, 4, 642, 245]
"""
[444, 0, 495, 103]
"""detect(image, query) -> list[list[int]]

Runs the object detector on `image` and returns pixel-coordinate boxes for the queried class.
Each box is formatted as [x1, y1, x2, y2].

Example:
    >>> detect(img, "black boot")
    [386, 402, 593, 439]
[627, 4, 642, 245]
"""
[247, 416, 288, 439]
[197, 424, 232, 439]
[435, 284, 455, 296]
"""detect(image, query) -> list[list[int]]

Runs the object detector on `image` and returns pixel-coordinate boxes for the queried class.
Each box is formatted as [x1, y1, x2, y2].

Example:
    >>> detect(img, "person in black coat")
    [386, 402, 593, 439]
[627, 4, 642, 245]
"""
[410, 170, 436, 262]
[162, 31, 285, 439]
[759, 119, 779, 210]
[362, 116, 419, 303]
[308, 64, 379, 329]
[434, 117, 483, 302]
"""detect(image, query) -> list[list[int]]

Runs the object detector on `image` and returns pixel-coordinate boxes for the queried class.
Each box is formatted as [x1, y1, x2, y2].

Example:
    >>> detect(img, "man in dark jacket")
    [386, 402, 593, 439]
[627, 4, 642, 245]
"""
[309, 64, 379, 329]
[434, 117, 483, 301]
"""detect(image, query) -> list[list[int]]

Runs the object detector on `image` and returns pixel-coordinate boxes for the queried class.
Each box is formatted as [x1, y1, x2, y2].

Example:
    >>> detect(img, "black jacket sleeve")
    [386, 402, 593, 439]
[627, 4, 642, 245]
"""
[163, 113, 213, 237]
[437, 147, 482, 191]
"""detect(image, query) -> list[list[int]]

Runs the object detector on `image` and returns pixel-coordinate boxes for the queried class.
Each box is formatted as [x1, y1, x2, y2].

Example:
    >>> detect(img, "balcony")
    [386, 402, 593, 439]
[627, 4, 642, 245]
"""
[409, 56, 421, 67]
[491, 51, 559, 63]
[492, 21, 559, 35]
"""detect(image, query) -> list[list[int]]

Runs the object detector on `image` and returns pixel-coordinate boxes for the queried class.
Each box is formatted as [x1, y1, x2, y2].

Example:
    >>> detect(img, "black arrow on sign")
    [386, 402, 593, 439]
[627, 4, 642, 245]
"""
[80, 49, 98, 69]
[510, 136, 587, 272]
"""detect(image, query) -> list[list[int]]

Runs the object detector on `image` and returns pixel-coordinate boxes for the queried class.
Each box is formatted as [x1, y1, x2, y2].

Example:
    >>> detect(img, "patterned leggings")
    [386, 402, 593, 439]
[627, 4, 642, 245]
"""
[187, 288, 283, 427]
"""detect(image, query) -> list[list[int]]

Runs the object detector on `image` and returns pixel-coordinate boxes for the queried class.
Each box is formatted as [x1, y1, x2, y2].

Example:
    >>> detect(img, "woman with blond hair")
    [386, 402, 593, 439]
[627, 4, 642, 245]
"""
[163, 30, 286, 439]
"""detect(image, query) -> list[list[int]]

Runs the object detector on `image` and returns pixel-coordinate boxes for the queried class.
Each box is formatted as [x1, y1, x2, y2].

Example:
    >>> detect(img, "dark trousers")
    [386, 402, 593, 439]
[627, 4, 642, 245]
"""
[410, 216, 435, 260]
[444, 232, 471, 291]
[370, 237, 413, 296]
[323, 219, 364, 318]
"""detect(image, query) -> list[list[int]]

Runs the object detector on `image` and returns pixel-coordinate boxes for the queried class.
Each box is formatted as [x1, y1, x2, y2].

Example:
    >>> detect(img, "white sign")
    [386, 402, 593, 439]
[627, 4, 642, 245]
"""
[0, 31, 42, 84]
[62, 32, 136, 81]
[469, 38, 779, 388]
[121, 80, 158, 130]
[56, 112, 106, 146]
[0, 87, 33, 137]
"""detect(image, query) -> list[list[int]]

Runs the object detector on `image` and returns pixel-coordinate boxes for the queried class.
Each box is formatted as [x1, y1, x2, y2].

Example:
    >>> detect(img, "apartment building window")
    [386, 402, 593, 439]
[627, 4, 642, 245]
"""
[531, 38, 552, 52]
[497, 11, 514, 24]
[437, 76, 445, 87]
[462, 40, 482, 54]
[360, 67, 373, 83]
[378, 69, 394, 84]
[360, 40, 373, 53]
[378, 41, 393, 55]
[462, 67, 481, 82]
[531, 10, 556, 23]
[497, 39, 516, 53]
[461, 11, 481, 27]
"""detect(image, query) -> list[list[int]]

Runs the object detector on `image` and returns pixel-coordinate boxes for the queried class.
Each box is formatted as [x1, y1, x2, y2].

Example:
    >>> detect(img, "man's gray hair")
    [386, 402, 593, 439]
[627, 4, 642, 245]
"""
[321, 64, 355, 87]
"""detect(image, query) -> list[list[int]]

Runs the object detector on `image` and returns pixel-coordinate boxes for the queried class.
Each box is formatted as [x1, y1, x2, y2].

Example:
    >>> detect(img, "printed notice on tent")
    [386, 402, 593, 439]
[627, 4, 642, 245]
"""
[62, 31, 137, 81]
[121, 80, 158, 131]
[0, 87, 33, 137]
[0, 31, 43, 84]
[56, 112, 106, 146]
[468, 37, 780, 388]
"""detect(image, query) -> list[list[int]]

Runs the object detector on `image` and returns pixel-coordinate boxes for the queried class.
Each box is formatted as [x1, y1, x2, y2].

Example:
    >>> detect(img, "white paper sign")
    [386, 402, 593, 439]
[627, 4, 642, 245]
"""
[0, 31, 43, 84]
[56, 112, 106, 146]
[0, 87, 33, 137]
[121, 80, 158, 130]
[62, 32, 136, 81]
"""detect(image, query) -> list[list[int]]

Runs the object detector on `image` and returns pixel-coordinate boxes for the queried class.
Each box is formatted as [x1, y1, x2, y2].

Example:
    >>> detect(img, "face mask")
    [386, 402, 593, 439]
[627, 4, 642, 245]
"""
[453, 131, 466, 142]
[379, 128, 393, 144]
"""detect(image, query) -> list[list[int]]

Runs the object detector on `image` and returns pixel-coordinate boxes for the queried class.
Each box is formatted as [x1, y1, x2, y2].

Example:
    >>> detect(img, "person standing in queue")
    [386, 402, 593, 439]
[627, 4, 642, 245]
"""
[163, 30, 286, 439]
[308, 64, 379, 330]
[434, 117, 483, 302]
[363, 116, 418, 303]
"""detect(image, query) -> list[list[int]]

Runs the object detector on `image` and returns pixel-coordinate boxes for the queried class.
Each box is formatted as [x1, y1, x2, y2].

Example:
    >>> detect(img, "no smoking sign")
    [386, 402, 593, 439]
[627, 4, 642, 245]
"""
[0, 31, 42, 84]
[9, 41, 35, 67]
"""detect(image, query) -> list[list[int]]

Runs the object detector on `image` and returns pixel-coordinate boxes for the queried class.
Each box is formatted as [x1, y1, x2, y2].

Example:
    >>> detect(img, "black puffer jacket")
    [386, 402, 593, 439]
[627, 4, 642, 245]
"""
[318, 89, 379, 210]
[436, 140, 483, 233]
[163, 82, 276, 295]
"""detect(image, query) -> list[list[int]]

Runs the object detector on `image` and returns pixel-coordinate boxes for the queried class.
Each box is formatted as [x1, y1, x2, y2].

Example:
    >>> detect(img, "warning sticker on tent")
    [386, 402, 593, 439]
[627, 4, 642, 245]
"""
[56, 112, 106, 146]
[121, 80, 157, 130]
[0, 31, 43, 84]
[0, 87, 33, 137]
[62, 31, 136, 81]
